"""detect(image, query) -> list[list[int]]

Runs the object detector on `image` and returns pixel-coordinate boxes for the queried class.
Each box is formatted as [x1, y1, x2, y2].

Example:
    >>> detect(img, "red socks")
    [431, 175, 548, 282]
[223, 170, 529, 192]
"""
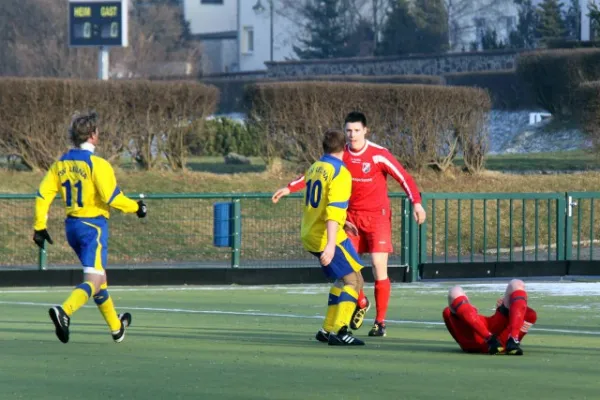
[451, 296, 491, 340]
[508, 290, 528, 340]
[374, 278, 391, 322]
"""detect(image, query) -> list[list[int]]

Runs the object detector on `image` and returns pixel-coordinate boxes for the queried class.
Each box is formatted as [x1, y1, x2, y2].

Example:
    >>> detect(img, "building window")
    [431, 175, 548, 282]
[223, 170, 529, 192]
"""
[242, 26, 254, 53]
[504, 16, 517, 33]
[201, 0, 223, 4]
[474, 17, 486, 41]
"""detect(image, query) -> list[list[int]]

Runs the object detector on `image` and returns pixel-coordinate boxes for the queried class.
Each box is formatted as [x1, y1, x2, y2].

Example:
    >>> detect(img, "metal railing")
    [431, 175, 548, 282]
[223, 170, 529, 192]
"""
[1, 192, 598, 280]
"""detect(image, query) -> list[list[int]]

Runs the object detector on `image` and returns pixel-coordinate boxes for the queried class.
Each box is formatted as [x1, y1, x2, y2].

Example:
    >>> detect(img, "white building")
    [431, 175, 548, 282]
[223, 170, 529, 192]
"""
[183, 0, 239, 74]
[183, 0, 599, 74]
[183, 0, 300, 74]
[446, 0, 518, 51]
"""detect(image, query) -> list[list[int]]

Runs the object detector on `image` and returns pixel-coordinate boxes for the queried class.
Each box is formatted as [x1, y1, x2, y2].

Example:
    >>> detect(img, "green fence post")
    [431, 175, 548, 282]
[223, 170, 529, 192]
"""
[38, 244, 47, 271]
[400, 197, 410, 269]
[419, 197, 428, 266]
[564, 193, 574, 261]
[408, 202, 419, 283]
[230, 199, 242, 268]
[557, 195, 566, 261]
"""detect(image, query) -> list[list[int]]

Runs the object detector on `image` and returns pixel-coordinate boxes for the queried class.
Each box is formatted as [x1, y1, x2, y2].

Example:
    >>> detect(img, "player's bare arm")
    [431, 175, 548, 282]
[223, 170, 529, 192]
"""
[271, 187, 290, 204]
[320, 220, 338, 266]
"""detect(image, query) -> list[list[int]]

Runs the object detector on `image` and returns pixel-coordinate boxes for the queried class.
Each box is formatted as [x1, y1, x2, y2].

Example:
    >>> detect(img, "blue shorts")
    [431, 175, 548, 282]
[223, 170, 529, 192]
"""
[65, 216, 108, 275]
[311, 238, 364, 280]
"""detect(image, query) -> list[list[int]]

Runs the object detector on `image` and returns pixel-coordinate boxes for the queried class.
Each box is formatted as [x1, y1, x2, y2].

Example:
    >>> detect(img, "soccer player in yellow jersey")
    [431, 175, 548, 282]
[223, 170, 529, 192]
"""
[33, 111, 147, 344]
[302, 129, 365, 346]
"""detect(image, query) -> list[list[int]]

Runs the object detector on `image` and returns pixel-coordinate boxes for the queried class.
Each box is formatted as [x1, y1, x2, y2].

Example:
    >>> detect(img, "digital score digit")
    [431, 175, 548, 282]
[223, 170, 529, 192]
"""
[68, 1, 128, 47]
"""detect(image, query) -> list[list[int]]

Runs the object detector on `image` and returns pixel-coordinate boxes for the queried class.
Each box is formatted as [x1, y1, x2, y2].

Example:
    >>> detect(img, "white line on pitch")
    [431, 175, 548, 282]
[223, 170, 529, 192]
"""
[0, 300, 598, 336]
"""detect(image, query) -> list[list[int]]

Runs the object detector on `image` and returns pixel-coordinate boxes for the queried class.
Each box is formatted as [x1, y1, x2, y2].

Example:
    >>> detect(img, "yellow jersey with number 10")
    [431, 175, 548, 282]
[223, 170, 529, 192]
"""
[34, 148, 139, 230]
[300, 154, 352, 252]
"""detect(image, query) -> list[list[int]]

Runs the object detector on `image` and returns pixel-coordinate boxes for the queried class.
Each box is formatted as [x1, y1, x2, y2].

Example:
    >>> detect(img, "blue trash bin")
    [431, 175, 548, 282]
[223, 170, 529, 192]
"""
[213, 202, 232, 247]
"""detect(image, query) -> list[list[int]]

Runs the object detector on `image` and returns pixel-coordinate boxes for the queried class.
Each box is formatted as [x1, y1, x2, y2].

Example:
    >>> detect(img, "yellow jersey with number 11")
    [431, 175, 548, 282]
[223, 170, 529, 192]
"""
[34, 148, 139, 230]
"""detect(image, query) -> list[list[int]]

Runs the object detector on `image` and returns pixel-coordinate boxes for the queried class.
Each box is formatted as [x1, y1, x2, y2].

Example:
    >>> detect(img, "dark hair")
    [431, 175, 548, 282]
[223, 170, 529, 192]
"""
[322, 129, 346, 154]
[344, 111, 367, 127]
[69, 111, 98, 147]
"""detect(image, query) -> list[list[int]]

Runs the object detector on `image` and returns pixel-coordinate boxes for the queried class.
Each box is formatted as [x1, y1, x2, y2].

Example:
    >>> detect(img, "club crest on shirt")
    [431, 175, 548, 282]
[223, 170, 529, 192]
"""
[362, 162, 371, 173]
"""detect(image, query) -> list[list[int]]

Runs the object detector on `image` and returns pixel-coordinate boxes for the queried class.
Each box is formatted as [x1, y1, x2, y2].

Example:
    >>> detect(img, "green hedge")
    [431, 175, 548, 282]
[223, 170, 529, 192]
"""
[245, 81, 491, 173]
[516, 49, 600, 116]
[575, 81, 600, 151]
[544, 38, 600, 49]
[203, 74, 443, 114]
[0, 78, 219, 171]
[444, 70, 537, 110]
[187, 117, 262, 157]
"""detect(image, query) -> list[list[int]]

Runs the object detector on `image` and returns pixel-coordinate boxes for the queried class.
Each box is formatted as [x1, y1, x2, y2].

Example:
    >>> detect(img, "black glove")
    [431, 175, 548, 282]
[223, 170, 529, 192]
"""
[136, 200, 147, 218]
[33, 229, 53, 249]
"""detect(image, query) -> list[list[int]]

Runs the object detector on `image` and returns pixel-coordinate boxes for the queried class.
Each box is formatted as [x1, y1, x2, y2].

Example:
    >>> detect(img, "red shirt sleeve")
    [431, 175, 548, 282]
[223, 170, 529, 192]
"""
[374, 150, 422, 204]
[287, 175, 306, 193]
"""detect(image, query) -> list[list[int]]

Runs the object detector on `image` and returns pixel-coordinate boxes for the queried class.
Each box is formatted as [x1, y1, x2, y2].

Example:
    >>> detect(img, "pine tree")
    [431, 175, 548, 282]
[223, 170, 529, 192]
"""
[412, 0, 449, 53]
[481, 28, 506, 50]
[564, 0, 581, 40]
[293, 0, 350, 59]
[589, 2, 600, 40]
[509, 0, 538, 49]
[377, 0, 419, 55]
[536, 0, 567, 40]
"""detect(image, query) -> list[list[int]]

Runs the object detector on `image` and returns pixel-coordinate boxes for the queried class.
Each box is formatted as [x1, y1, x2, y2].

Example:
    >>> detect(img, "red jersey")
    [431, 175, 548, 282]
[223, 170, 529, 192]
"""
[288, 141, 422, 213]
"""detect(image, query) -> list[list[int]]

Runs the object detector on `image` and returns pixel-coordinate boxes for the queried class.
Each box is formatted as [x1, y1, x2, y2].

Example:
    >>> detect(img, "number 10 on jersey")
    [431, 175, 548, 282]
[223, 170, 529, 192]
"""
[305, 179, 322, 208]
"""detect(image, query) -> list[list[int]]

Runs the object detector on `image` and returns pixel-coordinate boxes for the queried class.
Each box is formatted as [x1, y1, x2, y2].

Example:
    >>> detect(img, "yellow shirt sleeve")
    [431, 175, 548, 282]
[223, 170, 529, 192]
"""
[325, 167, 351, 225]
[92, 156, 139, 214]
[34, 163, 61, 230]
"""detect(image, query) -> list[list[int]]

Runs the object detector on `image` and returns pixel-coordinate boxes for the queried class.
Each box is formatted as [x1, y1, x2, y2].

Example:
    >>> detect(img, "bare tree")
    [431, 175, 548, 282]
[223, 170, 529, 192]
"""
[110, 4, 201, 78]
[0, 0, 201, 78]
[0, 0, 96, 78]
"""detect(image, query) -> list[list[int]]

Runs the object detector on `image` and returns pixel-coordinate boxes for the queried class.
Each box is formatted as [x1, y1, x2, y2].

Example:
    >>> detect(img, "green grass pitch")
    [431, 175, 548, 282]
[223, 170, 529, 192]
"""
[0, 281, 599, 400]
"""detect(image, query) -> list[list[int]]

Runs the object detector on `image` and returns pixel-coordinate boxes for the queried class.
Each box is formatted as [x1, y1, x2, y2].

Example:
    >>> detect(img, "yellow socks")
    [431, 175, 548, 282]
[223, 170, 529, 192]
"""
[323, 286, 342, 332]
[62, 281, 95, 316]
[332, 285, 358, 333]
[93, 283, 121, 332]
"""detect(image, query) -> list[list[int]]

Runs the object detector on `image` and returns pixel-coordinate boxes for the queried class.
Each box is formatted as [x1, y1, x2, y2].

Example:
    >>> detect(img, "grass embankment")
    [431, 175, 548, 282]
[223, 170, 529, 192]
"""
[456, 150, 600, 172]
[1, 155, 600, 267]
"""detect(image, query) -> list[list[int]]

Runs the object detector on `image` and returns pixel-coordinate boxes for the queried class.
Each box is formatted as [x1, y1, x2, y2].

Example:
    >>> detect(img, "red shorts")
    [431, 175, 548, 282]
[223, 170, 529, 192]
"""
[442, 307, 537, 353]
[347, 209, 393, 254]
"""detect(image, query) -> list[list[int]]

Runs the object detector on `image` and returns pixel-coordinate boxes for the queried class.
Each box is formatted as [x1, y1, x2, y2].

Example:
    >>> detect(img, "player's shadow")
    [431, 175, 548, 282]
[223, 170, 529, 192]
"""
[364, 337, 466, 353]
[128, 326, 343, 349]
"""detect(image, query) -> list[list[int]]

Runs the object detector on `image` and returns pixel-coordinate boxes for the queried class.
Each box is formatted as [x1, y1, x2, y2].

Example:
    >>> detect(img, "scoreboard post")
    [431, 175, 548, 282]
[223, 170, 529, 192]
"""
[68, 0, 129, 80]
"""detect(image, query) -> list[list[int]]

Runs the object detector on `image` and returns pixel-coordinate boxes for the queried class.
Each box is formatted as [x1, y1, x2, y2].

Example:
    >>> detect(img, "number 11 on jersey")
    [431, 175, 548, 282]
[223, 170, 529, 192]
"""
[62, 180, 83, 207]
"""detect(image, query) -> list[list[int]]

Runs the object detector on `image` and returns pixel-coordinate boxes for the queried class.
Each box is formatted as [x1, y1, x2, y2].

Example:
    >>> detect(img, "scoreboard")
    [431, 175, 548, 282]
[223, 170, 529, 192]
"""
[68, 0, 128, 47]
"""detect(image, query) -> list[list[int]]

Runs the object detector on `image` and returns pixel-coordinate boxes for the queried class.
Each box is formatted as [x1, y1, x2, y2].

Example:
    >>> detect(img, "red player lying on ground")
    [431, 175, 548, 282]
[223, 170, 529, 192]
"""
[443, 279, 537, 355]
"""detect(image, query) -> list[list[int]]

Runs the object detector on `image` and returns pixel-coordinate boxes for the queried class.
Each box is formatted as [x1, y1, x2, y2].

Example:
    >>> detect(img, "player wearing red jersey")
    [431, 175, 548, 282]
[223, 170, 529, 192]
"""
[272, 111, 426, 337]
[443, 279, 537, 355]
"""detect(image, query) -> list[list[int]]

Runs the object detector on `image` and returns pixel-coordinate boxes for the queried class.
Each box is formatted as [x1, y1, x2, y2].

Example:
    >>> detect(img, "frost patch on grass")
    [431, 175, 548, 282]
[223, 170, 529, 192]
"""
[401, 282, 600, 296]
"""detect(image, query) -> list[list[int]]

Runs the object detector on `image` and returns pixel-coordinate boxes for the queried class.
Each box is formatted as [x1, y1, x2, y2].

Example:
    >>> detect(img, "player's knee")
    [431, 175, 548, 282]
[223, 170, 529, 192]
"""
[356, 273, 365, 291]
[447, 286, 466, 306]
[442, 307, 452, 320]
[333, 279, 345, 289]
[341, 272, 361, 293]
[84, 274, 104, 295]
[525, 308, 537, 324]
